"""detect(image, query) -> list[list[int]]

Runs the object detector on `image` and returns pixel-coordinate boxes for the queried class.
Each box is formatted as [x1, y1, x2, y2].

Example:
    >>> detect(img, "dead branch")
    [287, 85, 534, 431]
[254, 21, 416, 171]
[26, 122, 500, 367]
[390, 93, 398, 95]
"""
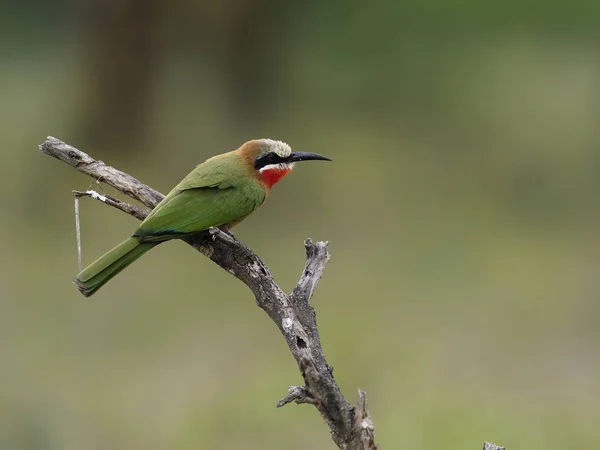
[483, 442, 505, 450]
[39, 136, 378, 450]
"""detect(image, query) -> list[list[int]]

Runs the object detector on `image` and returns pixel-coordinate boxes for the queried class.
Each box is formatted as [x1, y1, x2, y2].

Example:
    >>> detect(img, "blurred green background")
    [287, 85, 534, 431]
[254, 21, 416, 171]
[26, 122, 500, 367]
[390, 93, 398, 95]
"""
[2, 1, 600, 449]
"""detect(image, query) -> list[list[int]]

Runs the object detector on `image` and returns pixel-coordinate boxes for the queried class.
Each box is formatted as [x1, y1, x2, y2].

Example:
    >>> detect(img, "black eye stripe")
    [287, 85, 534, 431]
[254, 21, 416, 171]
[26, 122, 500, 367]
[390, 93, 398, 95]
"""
[255, 152, 286, 169]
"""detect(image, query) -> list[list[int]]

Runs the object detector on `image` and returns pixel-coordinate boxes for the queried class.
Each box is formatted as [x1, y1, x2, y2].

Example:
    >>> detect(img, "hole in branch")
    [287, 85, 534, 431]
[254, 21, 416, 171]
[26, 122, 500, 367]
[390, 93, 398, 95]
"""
[296, 337, 307, 349]
[68, 150, 81, 160]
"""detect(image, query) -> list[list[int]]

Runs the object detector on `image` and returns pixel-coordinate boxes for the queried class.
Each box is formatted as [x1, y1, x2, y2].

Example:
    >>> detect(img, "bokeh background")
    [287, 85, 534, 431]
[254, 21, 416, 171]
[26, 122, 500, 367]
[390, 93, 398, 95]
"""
[2, 1, 600, 449]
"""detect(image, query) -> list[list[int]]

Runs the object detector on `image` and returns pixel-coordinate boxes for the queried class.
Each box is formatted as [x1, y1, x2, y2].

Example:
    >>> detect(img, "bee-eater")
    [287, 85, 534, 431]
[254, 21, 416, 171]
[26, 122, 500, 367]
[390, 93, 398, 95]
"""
[74, 139, 331, 297]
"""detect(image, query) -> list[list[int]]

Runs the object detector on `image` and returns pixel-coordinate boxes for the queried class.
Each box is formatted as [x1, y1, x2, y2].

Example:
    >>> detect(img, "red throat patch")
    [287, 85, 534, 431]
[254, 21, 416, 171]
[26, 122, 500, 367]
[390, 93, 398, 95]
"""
[260, 167, 292, 189]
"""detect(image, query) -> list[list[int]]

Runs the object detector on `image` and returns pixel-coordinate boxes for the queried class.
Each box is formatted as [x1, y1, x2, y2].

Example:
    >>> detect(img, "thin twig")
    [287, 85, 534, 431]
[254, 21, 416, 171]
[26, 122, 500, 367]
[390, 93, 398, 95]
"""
[276, 385, 317, 407]
[72, 190, 149, 270]
[74, 194, 82, 271]
[73, 190, 149, 221]
[39, 136, 378, 450]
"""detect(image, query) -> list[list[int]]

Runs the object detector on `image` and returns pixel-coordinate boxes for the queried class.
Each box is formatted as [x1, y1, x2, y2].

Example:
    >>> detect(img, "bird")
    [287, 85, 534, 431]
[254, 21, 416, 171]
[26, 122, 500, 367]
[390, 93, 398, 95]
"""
[73, 138, 331, 297]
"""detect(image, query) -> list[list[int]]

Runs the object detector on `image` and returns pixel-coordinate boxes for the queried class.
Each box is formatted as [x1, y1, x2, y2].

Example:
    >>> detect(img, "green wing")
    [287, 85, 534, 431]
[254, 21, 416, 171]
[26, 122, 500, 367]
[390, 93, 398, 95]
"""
[134, 153, 265, 241]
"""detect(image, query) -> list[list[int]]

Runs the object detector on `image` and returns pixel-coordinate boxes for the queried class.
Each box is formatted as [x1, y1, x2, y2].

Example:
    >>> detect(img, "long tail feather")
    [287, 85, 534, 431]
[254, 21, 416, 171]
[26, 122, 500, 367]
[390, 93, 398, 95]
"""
[73, 237, 156, 297]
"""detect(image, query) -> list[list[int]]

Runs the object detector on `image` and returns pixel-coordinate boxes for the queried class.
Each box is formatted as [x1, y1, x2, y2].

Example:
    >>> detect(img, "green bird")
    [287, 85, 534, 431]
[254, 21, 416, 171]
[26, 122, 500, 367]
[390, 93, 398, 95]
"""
[74, 139, 331, 297]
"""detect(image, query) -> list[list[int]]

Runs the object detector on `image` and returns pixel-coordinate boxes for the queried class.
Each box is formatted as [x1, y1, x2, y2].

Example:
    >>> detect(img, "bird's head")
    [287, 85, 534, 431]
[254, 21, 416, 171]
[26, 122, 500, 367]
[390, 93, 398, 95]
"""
[239, 139, 331, 189]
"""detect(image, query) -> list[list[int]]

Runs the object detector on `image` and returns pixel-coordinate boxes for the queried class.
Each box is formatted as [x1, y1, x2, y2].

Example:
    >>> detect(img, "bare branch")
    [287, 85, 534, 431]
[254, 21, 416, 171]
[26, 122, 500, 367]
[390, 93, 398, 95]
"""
[276, 385, 317, 407]
[356, 390, 377, 450]
[39, 136, 378, 450]
[73, 190, 150, 221]
[292, 239, 331, 301]
[40, 136, 163, 208]
[483, 442, 505, 450]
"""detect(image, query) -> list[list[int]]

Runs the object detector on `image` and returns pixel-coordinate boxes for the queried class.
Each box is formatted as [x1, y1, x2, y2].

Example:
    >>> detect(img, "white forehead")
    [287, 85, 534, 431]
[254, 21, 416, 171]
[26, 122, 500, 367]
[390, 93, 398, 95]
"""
[261, 139, 291, 158]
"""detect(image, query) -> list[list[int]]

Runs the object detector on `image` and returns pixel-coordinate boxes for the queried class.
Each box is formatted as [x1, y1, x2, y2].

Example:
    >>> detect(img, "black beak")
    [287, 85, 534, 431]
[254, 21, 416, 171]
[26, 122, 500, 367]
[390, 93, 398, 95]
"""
[286, 152, 332, 163]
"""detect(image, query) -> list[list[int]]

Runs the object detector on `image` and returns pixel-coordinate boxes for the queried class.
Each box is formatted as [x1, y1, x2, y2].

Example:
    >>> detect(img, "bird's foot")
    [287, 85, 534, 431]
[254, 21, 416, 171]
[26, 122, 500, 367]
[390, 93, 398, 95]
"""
[220, 227, 236, 238]
[209, 226, 237, 243]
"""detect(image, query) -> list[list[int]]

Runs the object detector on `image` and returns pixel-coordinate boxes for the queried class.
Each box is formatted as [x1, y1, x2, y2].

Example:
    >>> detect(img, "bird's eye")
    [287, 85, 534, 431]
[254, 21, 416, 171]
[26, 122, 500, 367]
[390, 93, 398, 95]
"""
[264, 153, 280, 165]
[255, 152, 282, 169]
